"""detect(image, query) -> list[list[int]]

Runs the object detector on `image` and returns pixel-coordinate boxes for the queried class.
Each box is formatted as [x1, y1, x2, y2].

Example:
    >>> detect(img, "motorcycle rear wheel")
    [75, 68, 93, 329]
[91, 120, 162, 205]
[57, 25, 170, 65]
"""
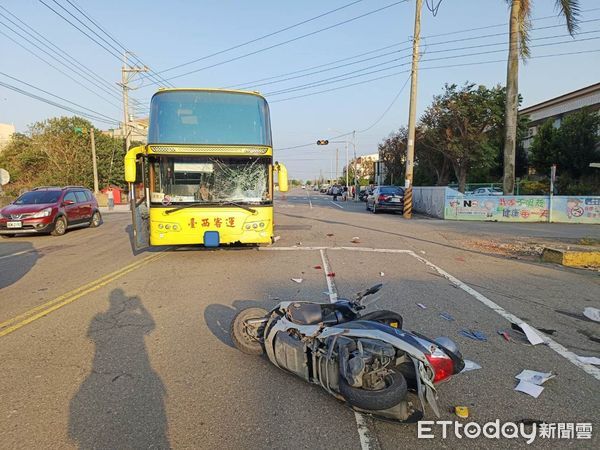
[230, 307, 268, 355]
[339, 369, 407, 411]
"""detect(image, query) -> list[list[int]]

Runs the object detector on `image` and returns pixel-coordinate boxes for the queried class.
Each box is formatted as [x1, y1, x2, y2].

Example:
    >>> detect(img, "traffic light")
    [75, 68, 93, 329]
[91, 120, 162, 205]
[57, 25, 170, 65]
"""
[316, 139, 329, 145]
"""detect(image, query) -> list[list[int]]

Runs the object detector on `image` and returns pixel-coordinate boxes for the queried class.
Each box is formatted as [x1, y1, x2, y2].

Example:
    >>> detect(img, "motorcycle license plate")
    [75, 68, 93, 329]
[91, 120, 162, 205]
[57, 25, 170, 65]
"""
[7, 221, 22, 229]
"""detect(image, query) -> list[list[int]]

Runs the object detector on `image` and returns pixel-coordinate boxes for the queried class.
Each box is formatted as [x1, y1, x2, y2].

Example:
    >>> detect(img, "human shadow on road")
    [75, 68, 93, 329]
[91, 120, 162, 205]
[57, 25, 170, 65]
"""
[0, 241, 38, 289]
[69, 289, 169, 449]
[204, 299, 277, 348]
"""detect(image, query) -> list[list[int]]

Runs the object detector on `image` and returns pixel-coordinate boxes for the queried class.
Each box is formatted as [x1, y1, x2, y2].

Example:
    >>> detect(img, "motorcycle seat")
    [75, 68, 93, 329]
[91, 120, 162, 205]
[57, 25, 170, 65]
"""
[287, 302, 323, 325]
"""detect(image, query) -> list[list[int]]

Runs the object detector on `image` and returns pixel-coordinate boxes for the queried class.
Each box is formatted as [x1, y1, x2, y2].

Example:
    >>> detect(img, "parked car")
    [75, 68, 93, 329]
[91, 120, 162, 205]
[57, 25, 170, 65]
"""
[0, 186, 101, 237]
[366, 186, 405, 214]
[472, 187, 503, 196]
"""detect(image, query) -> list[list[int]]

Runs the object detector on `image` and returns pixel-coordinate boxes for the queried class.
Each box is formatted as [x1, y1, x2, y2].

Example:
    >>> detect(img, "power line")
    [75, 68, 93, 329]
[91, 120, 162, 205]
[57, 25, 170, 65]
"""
[0, 71, 119, 123]
[153, 0, 365, 76]
[61, 0, 174, 88]
[271, 48, 600, 105]
[0, 5, 119, 95]
[0, 79, 119, 125]
[141, 0, 410, 87]
[266, 34, 600, 97]
[0, 26, 122, 110]
[225, 17, 600, 92]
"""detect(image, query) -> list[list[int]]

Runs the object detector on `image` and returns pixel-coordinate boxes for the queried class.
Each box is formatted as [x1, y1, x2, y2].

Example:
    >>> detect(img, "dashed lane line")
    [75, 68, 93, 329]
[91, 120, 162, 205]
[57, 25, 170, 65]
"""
[319, 249, 380, 450]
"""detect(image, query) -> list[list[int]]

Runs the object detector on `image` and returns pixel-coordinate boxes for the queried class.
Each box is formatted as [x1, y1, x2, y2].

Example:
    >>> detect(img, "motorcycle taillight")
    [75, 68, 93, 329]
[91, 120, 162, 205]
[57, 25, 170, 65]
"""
[425, 353, 454, 383]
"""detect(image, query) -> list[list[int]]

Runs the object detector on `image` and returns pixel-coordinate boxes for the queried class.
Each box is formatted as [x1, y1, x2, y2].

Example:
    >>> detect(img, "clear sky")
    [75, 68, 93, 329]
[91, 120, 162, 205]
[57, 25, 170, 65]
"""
[1, 0, 599, 181]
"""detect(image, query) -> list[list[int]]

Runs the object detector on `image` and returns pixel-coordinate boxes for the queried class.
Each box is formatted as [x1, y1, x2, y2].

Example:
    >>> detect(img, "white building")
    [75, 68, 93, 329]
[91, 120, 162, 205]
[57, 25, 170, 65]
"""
[0, 123, 15, 152]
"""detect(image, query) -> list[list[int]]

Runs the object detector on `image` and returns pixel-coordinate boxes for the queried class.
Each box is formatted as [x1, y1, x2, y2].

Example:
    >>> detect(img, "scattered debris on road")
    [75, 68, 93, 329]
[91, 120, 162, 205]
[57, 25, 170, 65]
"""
[461, 360, 481, 373]
[514, 370, 555, 398]
[511, 323, 545, 345]
[454, 406, 469, 418]
[327, 272, 335, 277]
[583, 307, 600, 322]
[273, 235, 281, 242]
[416, 303, 427, 309]
[291, 278, 303, 283]
[498, 330, 511, 341]
[439, 312, 454, 321]
[460, 329, 488, 341]
[313, 265, 322, 269]
[326, 233, 334, 237]
[576, 355, 600, 365]
[350, 237, 360, 243]
[379, 271, 385, 277]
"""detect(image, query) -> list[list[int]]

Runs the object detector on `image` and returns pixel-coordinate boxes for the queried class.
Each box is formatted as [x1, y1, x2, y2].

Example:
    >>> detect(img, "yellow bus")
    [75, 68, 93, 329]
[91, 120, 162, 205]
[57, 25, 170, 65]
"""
[124, 88, 288, 249]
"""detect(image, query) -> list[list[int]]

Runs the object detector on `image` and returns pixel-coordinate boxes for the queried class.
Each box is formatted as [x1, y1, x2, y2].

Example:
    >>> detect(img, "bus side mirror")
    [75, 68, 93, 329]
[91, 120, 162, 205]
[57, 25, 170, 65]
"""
[124, 146, 144, 183]
[275, 162, 288, 192]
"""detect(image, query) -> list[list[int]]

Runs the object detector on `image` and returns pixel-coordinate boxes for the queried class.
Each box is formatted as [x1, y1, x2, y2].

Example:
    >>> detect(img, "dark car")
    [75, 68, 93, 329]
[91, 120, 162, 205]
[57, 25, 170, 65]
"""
[0, 186, 101, 237]
[366, 186, 405, 214]
[358, 187, 372, 202]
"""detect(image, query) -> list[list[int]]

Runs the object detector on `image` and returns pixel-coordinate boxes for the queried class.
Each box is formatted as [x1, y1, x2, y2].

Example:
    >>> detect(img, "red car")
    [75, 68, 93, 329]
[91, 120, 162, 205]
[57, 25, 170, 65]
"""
[0, 186, 101, 237]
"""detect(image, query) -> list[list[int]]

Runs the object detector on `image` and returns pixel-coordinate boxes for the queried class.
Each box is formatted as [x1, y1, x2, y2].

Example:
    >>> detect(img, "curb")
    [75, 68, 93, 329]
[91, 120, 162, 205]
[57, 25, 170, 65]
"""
[542, 247, 600, 267]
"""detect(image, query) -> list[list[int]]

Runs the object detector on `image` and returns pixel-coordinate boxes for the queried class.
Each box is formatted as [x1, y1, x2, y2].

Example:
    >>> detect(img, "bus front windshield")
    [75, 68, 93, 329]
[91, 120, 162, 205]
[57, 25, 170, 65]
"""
[148, 90, 271, 146]
[150, 156, 271, 205]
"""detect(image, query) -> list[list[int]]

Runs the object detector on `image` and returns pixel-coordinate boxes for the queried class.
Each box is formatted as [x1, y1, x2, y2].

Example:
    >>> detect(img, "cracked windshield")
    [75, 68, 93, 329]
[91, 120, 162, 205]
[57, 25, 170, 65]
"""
[150, 156, 270, 204]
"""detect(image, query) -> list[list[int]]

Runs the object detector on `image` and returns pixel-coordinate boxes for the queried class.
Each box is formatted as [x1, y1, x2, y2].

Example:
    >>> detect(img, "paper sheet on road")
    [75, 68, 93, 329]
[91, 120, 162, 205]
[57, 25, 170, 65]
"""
[515, 370, 555, 385]
[461, 360, 482, 373]
[518, 323, 545, 345]
[515, 380, 544, 398]
[583, 307, 600, 322]
[577, 356, 600, 365]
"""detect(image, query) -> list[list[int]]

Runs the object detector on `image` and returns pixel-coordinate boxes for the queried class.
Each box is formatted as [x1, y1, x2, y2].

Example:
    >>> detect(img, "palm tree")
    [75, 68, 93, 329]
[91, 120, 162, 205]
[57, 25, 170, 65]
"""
[502, 0, 580, 194]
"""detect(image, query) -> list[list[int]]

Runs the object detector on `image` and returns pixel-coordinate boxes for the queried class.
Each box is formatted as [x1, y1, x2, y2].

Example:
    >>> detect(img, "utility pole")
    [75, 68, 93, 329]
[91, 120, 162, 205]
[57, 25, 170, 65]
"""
[352, 130, 358, 201]
[335, 148, 339, 184]
[345, 141, 349, 192]
[120, 52, 149, 151]
[403, 0, 422, 219]
[90, 127, 99, 194]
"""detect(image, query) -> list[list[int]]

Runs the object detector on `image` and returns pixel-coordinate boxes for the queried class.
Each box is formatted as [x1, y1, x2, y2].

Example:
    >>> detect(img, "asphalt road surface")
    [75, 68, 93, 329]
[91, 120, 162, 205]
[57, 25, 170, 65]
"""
[1, 188, 599, 449]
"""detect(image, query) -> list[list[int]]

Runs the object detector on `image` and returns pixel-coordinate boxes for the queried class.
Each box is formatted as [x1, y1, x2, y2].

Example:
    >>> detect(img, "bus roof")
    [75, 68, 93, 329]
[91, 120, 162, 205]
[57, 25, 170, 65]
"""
[154, 88, 266, 100]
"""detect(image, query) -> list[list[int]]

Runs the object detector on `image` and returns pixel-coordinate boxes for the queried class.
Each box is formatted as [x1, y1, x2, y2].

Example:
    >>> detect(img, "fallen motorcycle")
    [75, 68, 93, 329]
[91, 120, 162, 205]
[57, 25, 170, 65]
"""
[230, 284, 465, 422]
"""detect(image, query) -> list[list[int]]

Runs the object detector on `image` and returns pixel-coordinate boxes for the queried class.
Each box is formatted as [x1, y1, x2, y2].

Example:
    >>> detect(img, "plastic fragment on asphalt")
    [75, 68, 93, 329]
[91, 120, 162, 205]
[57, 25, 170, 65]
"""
[460, 360, 481, 373]
[291, 278, 303, 283]
[439, 312, 454, 321]
[273, 235, 281, 242]
[459, 329, 488, 341]
[327, 272, 335, 277]
[583, 307, 600, 322]
[314, 265, 322, 269]
[576, 356, 600, 365]
[416, 303, 427, 309]
[497, 330, 511, 341]
[379, 272, 385, 277]
[351, 236, 360, 243]
[420, 250, 426, 254]
[514, 323, 545, 346]
[454, 406, 469, 418]
[515, 370, 555, 385]
[514, 380, 544, 398]
[326, 233, 334, 237]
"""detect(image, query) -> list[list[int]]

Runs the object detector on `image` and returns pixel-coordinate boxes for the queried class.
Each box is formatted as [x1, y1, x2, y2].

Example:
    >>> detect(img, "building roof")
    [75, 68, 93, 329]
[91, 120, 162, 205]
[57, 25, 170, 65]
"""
[520, 82, 600, 124]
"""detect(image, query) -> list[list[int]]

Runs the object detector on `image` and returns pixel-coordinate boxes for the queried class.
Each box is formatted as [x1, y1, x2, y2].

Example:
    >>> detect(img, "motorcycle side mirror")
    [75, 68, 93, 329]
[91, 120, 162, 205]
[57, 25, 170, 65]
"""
[364, 283, 383, 296]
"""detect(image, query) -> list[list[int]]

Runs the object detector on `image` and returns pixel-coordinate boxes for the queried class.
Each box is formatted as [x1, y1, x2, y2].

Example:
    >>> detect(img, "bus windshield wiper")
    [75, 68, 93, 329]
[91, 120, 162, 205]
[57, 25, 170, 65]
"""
[164, 202, 205, 214]
[164, 201, 256, 215]
[217, 201, 257, 214]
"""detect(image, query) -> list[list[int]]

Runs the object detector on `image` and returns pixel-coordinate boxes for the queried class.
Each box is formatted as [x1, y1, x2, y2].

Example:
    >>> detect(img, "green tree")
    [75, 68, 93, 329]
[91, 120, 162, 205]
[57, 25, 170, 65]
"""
[0, 116, 128, 196]
[502, 0, 580, 194]
[530, 109, 600, 181]
[420, 83, 505, 192]
[378, 127, 407, 185]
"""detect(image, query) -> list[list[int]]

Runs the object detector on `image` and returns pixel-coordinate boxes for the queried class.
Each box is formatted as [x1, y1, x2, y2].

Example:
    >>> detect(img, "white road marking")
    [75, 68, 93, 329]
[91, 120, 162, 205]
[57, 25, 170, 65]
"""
[0, 249, 35, 260]
[318, 248, 379, 450]
[330, 201, 344, 209]
[261, 245, 600, 381]
[306, 190, 313, 209]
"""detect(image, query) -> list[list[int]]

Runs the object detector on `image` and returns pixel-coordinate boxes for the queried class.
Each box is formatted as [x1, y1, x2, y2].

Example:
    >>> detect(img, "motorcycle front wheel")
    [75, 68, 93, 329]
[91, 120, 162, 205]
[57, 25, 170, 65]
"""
[339, 369, 407, 411]
[230, 307, 268, 355]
